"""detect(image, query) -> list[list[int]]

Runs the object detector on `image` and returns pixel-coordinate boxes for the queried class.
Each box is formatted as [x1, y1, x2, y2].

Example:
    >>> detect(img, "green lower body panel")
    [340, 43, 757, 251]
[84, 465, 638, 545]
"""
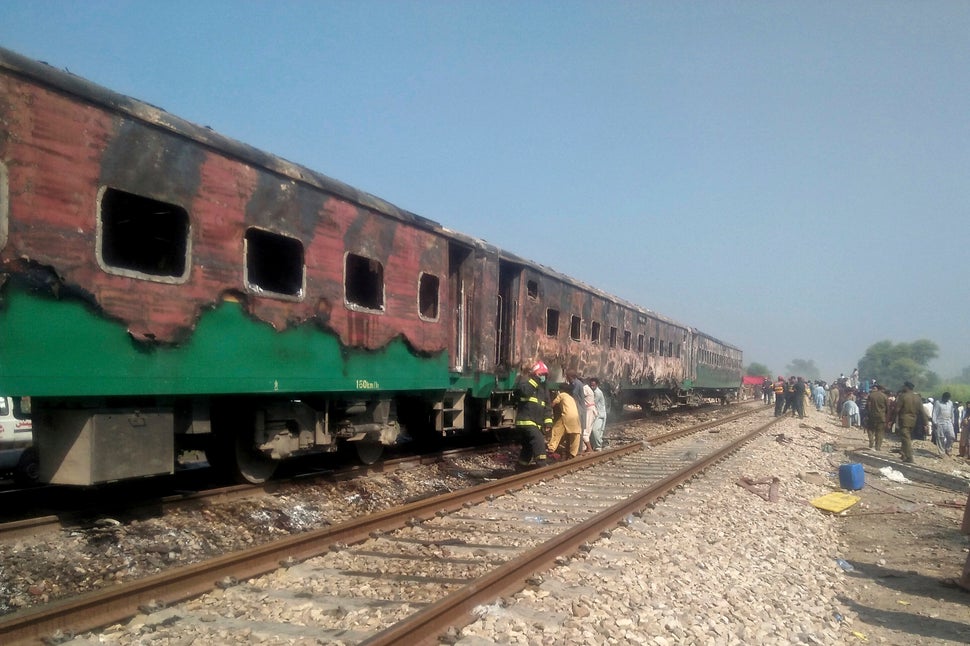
[694, 365, 741, 390]
[0, 284, 451, 398]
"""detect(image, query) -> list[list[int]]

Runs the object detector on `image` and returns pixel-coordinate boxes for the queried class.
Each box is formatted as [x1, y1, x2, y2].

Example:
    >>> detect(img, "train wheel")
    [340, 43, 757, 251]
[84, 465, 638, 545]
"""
[13, 447, 40, 486]
[234, 433, 278, 484]
[355, 441, 384, 465]
[208, 405, 278, 484]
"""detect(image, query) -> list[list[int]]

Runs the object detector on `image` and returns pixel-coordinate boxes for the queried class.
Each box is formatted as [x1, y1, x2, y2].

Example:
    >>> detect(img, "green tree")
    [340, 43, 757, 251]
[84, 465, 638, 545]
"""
[935, 383, 970, 403]
[745, 362, 771, 378]
[857, 339, 939, 391]
[785, 359, 820, 380]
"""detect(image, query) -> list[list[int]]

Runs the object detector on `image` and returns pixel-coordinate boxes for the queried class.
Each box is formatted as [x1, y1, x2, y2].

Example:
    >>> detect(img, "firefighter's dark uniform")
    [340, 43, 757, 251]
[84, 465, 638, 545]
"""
[514, 375, 552, 465]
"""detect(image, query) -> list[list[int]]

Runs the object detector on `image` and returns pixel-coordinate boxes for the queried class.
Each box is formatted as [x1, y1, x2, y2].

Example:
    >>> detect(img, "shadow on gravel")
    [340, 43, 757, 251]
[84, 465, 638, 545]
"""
[844, 560, 968, 602]
[837, 558, 970, 644]
[838, 595, 970, 644]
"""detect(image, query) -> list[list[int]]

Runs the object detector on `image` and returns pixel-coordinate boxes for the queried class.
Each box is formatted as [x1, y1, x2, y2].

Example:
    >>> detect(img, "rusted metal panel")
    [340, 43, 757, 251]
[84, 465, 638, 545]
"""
[0, 71, 449, 354]
[1, 48, 741, 387]
[466, 250, 499, 374]
[512, 270, 687, 391]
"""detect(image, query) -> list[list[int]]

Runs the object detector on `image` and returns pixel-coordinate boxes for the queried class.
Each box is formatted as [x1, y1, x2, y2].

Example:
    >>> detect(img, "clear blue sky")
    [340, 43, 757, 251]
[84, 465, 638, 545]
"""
[2, 1, 968, 382]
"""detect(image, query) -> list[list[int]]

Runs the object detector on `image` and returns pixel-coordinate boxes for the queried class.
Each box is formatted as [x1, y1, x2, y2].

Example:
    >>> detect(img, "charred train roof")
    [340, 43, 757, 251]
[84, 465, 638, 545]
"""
[0, 46, 738, 353]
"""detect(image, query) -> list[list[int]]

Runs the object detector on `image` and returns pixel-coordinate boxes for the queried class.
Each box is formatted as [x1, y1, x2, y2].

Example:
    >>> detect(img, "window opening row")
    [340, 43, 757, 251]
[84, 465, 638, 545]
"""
[700, 349, 740, 369]
[545, 308, 680, 357]
[96, 187, 440, 319]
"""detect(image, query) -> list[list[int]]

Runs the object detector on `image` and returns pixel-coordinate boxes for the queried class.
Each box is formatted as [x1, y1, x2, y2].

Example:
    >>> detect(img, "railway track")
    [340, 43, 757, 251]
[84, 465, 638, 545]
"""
[0, 406, 776, 645]
[0, 403, 750, 542]
[0, 444, 507, 542]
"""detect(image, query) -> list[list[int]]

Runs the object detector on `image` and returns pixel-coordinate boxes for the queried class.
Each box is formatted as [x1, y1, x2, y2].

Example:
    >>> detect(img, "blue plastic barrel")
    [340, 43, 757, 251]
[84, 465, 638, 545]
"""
[839, 463, 865, 490]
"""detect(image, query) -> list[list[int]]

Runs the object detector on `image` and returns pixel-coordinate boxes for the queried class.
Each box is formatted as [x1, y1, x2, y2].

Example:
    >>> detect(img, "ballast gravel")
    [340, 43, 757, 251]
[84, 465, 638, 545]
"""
[455, 413, 853, 645]
[10, 405, 959, 645]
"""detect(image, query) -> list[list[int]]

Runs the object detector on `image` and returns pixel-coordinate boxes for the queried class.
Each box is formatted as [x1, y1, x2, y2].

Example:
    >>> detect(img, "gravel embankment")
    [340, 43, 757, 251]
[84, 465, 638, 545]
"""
[455, 412, 855, 645]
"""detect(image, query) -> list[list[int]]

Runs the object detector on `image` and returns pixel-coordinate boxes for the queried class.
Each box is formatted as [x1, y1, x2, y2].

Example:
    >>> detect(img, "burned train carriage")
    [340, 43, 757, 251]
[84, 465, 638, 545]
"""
[0, 47, 742, 486]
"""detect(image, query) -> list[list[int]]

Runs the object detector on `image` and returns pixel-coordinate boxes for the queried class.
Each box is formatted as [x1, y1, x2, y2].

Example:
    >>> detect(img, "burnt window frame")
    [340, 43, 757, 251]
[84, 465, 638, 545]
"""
[526, 279, 539, 299]
[96, 186, 192, 284]
[417, 272, 441, 322]
[570, 315, 581, 341]
[244, 227, 306, 301]
[546, 308, 560, 336]
[590, 321, 601, 344]
[344, 252, 386, 313]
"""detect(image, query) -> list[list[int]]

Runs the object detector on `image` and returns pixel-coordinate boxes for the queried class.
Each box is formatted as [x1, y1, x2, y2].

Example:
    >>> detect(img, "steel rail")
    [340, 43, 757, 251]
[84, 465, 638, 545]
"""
[0, 444, 502, 542]
[648, 406, 757, 443]
[0, 405, 764, 644]
[0, 442, 640, 644]
[361, 415, 784, 646]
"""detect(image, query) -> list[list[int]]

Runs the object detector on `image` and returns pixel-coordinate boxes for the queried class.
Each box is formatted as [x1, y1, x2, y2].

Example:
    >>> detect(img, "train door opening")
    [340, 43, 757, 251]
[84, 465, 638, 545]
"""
[449, 245, 471, 372]
[496, 262, 519, 369]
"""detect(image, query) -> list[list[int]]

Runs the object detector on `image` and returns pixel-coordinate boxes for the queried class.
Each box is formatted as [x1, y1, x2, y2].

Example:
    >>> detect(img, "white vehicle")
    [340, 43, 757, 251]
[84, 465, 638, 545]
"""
[0, 396, 37, 484]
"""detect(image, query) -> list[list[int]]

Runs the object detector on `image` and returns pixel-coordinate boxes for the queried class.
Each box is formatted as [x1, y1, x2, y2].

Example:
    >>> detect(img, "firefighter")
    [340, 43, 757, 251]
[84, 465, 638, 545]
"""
[514, 361, 553, 466]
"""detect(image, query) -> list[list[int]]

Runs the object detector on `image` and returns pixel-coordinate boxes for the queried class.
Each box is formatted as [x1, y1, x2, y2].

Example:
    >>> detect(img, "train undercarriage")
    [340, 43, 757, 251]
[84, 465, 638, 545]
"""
[32, 391, 519, 486]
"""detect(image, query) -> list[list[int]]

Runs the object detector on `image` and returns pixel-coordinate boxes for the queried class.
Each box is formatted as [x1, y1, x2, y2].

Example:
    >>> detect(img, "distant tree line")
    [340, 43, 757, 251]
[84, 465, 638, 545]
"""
[857, 339, 938, 392]
[743, 338, 970, 396]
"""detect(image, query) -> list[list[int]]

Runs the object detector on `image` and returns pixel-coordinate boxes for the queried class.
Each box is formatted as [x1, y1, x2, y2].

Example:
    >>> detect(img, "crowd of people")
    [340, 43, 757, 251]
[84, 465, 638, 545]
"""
[760, 371, 970, 463]
[512, 360, 970, 468]
[512, 361, 609, 467]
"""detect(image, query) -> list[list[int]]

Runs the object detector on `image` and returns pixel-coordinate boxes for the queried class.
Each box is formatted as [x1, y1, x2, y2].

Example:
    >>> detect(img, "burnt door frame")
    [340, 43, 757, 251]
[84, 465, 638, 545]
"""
[448, 245, 471, 371]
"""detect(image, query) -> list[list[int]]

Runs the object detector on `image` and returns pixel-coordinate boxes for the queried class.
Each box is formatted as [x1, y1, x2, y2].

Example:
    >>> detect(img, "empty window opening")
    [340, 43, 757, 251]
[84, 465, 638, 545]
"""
[649, 337, 656, 353]
[546, 309, 560, 336]
[675, 343, 681, 358]
[527, 280, 539, 299]
[99, 188, 189, 279]
[418, 273, 440, 320]
[570, 315, 581, 341]
[623, 330, 632, 350]
[345, 253, 384, 311]
[637, 334, 644, 353]
[660, 341, 666, 356]
[591, 321, 601, 344]
[245, 228, 304, 297]
[609, 326, 618, 348]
